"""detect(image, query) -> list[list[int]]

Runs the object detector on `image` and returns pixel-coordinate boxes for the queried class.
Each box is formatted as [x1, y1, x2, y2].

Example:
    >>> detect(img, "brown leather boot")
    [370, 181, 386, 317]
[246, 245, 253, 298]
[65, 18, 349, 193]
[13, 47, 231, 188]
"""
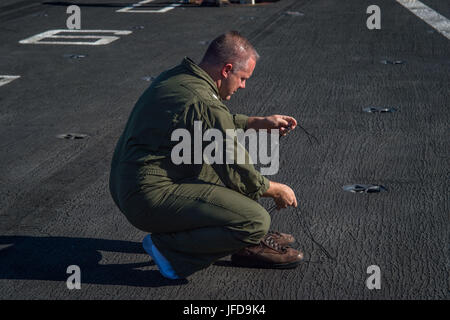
[268, 230, 295, 246]
[231, 234, 303, 269]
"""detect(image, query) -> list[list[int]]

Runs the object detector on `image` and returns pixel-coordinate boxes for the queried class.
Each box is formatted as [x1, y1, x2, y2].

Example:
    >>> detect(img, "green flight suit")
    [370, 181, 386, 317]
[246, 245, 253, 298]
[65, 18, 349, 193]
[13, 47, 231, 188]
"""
[109, 57, 271, 278]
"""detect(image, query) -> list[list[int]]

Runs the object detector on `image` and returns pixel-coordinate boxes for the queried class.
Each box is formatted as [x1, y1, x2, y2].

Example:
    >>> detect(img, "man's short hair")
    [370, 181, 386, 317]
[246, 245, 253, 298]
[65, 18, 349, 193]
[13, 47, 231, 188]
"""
[200, 31, 260, 72]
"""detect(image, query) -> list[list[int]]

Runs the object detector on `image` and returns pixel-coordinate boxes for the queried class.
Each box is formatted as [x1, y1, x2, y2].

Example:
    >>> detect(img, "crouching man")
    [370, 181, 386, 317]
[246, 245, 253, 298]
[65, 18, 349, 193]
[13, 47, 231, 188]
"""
[109, 31, 303, 279]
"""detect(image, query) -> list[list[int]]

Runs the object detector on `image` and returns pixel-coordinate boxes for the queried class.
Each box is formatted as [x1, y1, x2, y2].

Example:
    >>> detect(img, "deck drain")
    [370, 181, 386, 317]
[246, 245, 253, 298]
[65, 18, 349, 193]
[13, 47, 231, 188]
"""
[141, 76, 156, 82]
[132, 25, 145, 30]
[343, 184, 387, 193]
[380, 59, 405, 65]
[363, 106, 397, 113]
[57, 133, 88, 140]
[63, 54, 87, 59]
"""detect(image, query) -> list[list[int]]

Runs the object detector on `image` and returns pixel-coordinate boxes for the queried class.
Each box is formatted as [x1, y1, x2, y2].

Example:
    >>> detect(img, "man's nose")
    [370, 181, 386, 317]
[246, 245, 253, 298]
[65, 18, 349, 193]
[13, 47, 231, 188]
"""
[240, 80, 246, 89]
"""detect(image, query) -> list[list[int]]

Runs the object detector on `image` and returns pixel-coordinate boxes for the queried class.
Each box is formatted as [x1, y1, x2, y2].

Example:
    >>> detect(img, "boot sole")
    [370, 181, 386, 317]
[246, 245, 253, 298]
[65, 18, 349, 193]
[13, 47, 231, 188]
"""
[231, 255, 301, 269]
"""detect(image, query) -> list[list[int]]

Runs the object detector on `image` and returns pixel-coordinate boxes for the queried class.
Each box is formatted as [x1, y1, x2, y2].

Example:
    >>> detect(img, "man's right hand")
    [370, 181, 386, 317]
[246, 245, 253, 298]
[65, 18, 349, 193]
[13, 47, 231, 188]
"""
[263, 180, 298, 210]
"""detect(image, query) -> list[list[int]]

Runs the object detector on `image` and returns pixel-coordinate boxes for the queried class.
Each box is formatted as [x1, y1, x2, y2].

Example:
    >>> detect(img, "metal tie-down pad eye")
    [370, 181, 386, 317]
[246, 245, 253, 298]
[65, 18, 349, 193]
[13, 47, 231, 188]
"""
[56, 133, 88, 140]
[141, 76, 156, 82]
[342, 184, 387, 193]
[363, 106, 397, 113]
[284, 11, 304, 17]
[239, 16, 256, 21]
[380, 59, 405, 65]
[63, 54, 87, 59]
[32, 12, 48, 17]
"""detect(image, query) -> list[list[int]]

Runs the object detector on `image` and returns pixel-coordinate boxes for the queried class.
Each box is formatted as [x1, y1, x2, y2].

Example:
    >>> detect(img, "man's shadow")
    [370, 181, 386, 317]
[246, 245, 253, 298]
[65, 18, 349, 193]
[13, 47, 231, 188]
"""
[0, 236, 188, 287]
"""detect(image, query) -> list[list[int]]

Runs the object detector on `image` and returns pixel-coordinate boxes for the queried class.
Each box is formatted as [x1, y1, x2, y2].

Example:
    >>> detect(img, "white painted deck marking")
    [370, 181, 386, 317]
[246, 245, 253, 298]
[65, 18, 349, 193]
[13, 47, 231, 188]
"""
[0, 75, 20, 87]
[19, 30, 132, 45]
[396, 0, 450, 40]
[117, 0, 181, 13]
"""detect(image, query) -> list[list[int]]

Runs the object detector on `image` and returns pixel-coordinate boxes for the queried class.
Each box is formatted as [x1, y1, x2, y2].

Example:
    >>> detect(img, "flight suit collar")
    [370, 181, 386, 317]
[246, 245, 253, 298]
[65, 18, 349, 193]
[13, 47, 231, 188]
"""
[182, 57, 220, 99]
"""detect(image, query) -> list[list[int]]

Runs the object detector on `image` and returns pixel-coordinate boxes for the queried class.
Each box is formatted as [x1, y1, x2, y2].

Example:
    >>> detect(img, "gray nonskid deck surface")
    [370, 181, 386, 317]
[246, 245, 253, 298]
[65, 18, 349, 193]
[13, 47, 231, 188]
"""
[0, 0, 448, 299]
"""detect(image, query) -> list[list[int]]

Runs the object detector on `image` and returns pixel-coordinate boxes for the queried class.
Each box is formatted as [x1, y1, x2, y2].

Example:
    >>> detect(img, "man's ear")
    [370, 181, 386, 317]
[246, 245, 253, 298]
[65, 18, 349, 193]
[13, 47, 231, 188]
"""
[221, 64, 233, 78]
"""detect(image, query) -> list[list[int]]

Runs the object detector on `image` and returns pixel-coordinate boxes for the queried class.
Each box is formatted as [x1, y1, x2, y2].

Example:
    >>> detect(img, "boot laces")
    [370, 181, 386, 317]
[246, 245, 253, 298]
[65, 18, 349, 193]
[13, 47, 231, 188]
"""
[263, 234, 287, 253]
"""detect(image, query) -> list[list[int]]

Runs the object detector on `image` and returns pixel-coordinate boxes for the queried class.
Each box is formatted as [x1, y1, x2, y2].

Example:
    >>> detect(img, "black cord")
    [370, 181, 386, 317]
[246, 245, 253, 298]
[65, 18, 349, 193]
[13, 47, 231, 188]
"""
[285, 122, 320, 146]
[270, 121, 336, 265]
[297, 124, 321, 146]
[268, 205, 336, 265]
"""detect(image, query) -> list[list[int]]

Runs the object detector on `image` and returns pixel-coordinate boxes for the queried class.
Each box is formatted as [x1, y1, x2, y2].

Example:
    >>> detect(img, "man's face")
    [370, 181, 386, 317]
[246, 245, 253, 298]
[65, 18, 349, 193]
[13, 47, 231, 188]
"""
[219, 57, 256, 101]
